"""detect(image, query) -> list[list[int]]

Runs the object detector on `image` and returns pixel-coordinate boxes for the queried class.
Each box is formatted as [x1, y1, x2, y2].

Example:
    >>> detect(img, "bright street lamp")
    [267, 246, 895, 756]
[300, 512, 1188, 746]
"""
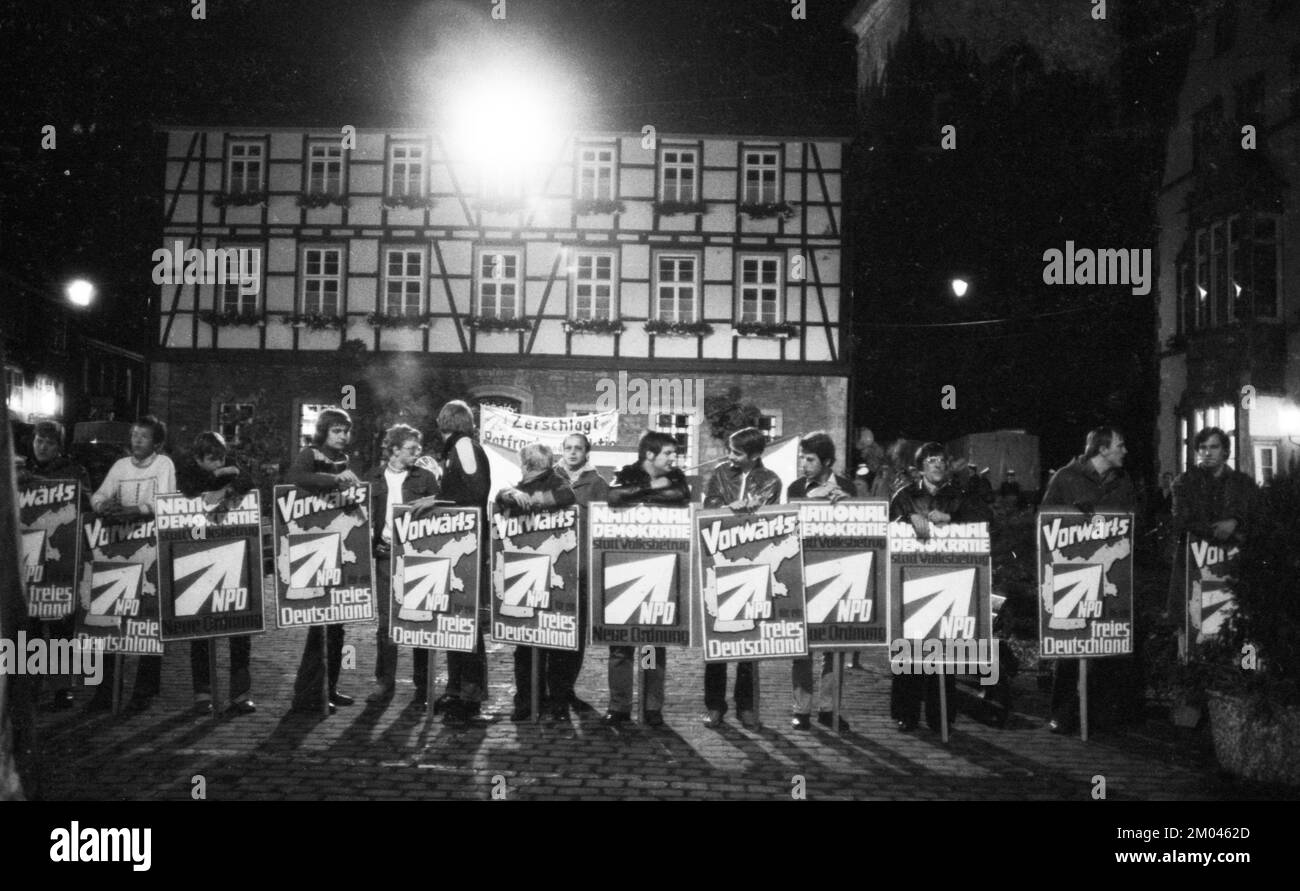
[950, 278, 969, 298]
[65, 278, 96, 308]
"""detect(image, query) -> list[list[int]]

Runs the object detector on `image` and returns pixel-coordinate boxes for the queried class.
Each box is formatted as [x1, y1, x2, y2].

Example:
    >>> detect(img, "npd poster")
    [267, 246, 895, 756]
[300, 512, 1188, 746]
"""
[272, 484, 375, 628]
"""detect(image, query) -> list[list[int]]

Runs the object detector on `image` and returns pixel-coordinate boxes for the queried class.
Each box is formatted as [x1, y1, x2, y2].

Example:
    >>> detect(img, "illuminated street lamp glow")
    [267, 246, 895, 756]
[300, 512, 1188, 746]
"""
[65, 278, 96, 307]
[950, 278, 969, 298]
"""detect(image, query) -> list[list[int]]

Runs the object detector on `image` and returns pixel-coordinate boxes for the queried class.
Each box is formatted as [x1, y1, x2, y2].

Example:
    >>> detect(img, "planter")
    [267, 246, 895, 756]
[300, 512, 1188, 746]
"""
[1207, 690, 1300, 786]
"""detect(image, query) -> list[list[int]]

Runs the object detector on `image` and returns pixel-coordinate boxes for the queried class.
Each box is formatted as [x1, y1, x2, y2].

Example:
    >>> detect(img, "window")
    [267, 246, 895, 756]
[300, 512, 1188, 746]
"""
[660, 147, 699, 202]
[1178, 417, 1189, 473]
[307, 141, 344, 195]
[741, 147, 780, 204]
[1184, 214, 1282, 329]
[301, 247, 344, 315]
[298, 402, 334, 450]
[1254, 444, 1277, 486]
[4, 366, 22, 416]
[653, 411, 694, 467]
[226, 140, 265, 195]
[477, 250, 522, 319]
[737, 255, 782, 323]
[383, 247, 425, 316]
[577, 144, 617, 201]
[570, 251, 617, 320]
[475, 395, 523, 413]
[1235, 74, 1265, 128]
[757, 412, 783, 443]
[218, 402, 254, 445]
[220, 245, 263, 314]
[388, 142, 426, 198]
[654, 254, 699, 323]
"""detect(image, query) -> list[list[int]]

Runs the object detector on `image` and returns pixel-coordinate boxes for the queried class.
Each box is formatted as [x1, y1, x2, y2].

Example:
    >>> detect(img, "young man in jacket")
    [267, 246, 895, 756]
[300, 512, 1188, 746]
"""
[288, 407, 361, 714]
[18, 421, 92, 710]
[366, 424, 441, 708]
[1041, 426, 1136, 733]
[87, 415, 176, 712]
[603, 431, 691, 728]
[554, 433, 608, 716]
[787, 431, 855, 731]
[494, 443, 578, 723]
[176, 431, 258, 715]
[889, 441, 992, 731]
[702, 426, 782, 729]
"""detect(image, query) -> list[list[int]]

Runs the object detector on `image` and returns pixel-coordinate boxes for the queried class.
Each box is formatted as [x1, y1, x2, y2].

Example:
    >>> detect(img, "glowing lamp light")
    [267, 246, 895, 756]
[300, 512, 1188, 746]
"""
[1280, 402, 1300, 437]
[65, 278, 96, 307]
[950, 278, 969, 298]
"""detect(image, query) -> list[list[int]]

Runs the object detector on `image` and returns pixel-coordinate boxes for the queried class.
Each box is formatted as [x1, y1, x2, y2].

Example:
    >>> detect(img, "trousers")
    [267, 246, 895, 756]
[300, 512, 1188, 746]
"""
[608, 646, 665, 712]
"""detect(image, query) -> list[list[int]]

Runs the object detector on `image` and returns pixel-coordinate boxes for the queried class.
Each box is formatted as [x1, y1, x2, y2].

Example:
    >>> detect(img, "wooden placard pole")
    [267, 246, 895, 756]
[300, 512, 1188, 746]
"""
[751, 664, 761, 730]
[208, 644, 220, 720]
[320, 629, 331, 718]
[1079, 659, 1089, 742]
[112, 653, 124, 714]
[938, 665, 950, 744]
[531, 648, 541, 724]
[832, 651, 844, 732]
[424, 649, 437, 732]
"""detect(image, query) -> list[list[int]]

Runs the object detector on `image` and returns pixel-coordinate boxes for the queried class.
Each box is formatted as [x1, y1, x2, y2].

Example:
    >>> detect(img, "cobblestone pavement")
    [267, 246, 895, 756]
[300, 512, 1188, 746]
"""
[30, 589, 1295, 801]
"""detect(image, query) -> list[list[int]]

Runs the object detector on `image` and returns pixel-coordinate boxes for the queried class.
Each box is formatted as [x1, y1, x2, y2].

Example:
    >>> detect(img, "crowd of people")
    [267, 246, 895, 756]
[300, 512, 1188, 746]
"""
[14, 405, 1255, 737]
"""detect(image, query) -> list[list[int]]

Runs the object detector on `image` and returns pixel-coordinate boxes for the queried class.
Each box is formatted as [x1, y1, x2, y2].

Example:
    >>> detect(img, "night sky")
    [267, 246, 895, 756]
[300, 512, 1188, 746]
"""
[2, 0, 1195, 478]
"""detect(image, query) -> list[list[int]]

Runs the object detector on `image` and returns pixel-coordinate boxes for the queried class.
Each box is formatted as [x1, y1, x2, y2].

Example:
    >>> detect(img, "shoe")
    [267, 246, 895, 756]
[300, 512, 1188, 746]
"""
[291, 699, 335, 715]
[792, 713, 812, 731]
[1048, 719, 1074, 735]
[738, 709, 758, 730]
[568, 694, 596, 715]
[52, 690, 75, 710]
[228, 699, 257, 715]
[432, 693, 455, 715]
[192, 699, 214, 716]
[511, 704, 532, 722]
[818, 711, 850, 732]
[896, 719, 918, 732]
[644, 709, 664, 727]
[703, 709, 724, 728]
[329, 690, 355, 707]
[366, 682, 395, 703]
[602, 710, 631, 728]
[549, 707, 572, 724]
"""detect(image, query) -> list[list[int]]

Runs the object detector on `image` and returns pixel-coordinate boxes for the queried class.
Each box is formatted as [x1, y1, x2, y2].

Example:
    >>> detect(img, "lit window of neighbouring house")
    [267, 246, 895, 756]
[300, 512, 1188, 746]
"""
[1254, 444, 1277, 486]
[654, 412, 693, 467]
[302, 247, 343, 315]
[299, 402, 333, 450]
[383, 247, 424, 316]
[738, 256, 782, 323]
[571, 251, 616, 320]
[660, 147, 698, 202]
[220, 245, 262, 314]
[307, 141, 343, 195]
[654, 254, 698, 323]
[1185, 214, 1282, 330]
[577, 144, 616, 201]
[742, 148, 780, 204]
[389, 142, 426, 197]
[218, 402, 254, 445]
[757, 412, 782, 444]
[227, 141, 264, 194]
[478, 250, 522, 319]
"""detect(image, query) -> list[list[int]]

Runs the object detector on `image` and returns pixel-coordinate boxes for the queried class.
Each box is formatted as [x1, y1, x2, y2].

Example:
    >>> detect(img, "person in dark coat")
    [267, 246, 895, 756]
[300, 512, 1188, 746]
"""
[176, 431, 258, 715]
[431, 400, 492, 726]
[1040, 426, 1137, 733]
[889, 441, 992, 731]
[1167, 426, 1257, 639]
[365, 424, 441, 708]
[288, 407, 361, 714]
[494, 444, 579, 723]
